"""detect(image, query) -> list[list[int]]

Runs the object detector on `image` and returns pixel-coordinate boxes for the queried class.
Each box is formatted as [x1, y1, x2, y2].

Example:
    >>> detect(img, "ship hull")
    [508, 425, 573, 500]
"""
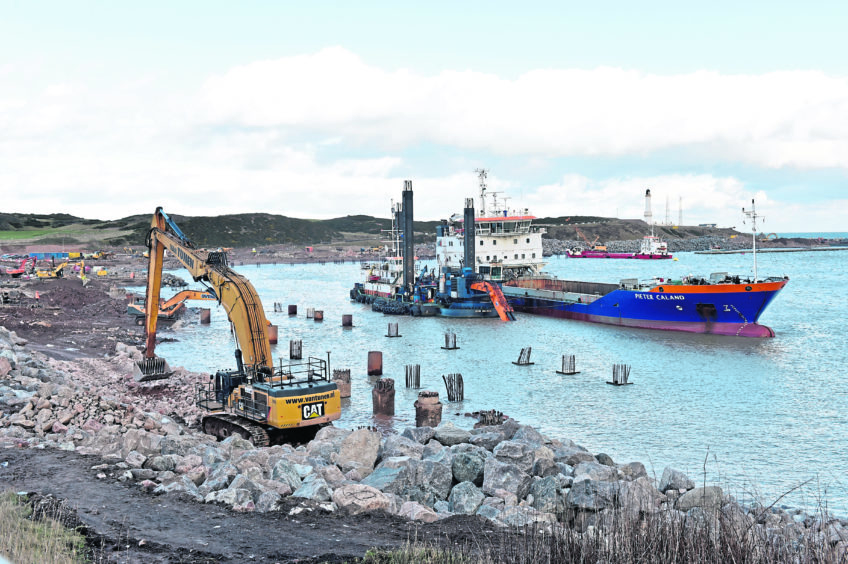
[568, 252, 672, 259]
[503, 279, 787, 337]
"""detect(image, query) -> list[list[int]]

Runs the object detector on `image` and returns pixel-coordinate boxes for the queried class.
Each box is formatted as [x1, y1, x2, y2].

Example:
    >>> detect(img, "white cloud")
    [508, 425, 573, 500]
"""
[198, 49, 848, 168]
[1, 47, 846, 232]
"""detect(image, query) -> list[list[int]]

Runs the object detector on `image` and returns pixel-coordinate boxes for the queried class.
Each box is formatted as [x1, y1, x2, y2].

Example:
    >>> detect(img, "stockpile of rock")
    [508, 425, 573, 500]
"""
[1, 327, 846, 556]
[543, 236, 752, 256]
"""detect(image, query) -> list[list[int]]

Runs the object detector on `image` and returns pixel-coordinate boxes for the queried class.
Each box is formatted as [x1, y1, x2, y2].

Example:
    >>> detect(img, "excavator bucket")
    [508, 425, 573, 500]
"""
[133, 356, 173, 382]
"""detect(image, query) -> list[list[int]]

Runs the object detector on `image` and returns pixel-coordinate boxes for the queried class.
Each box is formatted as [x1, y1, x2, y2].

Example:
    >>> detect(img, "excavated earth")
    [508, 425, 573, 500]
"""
[0, 272, 499, 563]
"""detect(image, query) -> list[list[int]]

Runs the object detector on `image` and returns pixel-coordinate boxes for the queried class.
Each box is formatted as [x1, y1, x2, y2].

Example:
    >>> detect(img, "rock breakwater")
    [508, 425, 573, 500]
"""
[0, 325, 846, 559]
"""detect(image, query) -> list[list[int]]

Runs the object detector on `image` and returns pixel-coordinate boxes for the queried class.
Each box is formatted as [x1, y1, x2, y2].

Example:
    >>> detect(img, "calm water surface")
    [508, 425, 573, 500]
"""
[138, 249, 848, 515]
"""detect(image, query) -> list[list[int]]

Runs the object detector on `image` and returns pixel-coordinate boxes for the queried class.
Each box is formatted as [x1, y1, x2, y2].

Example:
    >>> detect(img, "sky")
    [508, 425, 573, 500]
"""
[1, 1, 847, 232]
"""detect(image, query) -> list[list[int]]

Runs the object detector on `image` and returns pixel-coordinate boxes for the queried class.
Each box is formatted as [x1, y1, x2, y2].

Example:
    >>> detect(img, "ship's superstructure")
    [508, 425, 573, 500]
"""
[436, 169, 546, 282]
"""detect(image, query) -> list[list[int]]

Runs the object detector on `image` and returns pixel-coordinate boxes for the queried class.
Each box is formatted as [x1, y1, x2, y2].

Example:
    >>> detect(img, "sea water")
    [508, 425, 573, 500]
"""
[138, 248, 848, 515]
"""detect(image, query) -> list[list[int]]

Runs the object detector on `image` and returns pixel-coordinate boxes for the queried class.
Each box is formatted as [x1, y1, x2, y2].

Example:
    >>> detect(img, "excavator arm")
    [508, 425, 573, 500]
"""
[136, 207, 273, 381]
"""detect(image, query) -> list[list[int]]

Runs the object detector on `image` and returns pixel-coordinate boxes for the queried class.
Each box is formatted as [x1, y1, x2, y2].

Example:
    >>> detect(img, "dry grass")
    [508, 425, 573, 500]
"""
[0, 491, 88, 564]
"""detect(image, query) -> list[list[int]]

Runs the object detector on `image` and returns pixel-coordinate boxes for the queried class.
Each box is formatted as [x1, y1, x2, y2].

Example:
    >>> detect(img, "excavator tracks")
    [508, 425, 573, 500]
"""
[201, 413, 270, 447]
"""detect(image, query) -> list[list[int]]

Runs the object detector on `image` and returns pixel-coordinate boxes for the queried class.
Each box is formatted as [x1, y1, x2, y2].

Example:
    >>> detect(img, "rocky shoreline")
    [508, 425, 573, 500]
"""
[1, 325, 846, 561]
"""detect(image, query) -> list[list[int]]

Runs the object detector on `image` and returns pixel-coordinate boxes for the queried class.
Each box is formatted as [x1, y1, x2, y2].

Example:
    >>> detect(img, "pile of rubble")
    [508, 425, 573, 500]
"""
[0, 325, 846, 557]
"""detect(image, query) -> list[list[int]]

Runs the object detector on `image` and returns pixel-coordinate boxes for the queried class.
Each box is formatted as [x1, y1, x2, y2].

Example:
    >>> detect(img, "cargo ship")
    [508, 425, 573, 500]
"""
[437, 171, 787, 337]
[350, 181, 515, 320]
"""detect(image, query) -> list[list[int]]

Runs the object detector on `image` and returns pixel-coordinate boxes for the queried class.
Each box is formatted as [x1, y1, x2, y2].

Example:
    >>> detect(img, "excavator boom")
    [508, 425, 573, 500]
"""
[135, 207, 273, 381]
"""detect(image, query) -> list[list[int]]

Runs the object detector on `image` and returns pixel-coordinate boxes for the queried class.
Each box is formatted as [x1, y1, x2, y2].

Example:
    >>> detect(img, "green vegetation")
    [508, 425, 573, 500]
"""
[0, 491, 87, 564]
[0, 211, 442, 249]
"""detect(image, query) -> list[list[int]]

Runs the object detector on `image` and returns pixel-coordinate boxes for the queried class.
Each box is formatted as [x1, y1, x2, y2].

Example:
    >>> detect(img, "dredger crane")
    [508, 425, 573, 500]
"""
[135, 207, 341, 445]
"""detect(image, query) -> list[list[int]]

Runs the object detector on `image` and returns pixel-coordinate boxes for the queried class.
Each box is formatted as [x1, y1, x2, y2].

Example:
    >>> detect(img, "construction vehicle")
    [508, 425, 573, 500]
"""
[7, 257, 37, 278]
[35, 261, 68, 279]
[127, 289, 217, 320]
[135, 207, 341, 445]
[574, 227, 607, 252]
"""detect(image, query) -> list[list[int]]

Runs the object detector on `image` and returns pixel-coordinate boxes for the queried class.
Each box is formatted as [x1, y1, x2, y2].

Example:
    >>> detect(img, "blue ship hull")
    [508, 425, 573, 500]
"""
[503, 278, 788, 337]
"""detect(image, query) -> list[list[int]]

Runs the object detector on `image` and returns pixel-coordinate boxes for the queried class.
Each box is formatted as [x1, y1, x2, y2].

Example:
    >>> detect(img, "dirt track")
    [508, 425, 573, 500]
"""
[0, 446, 497, 563]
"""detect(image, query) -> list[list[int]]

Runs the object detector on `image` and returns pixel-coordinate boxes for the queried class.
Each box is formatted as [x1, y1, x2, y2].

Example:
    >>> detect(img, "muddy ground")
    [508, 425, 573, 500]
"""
[0, 448, 499, 563]
[0, 270, 500, 563]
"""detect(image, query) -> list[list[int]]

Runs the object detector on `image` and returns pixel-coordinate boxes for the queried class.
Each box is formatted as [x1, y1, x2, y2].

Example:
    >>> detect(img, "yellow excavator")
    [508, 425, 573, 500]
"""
[127, 289, 217, 320]
[134, 207, 341, 445]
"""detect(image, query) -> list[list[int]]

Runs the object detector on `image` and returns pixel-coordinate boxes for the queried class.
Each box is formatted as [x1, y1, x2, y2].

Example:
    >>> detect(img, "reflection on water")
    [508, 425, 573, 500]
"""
[134, 249, 847, 515]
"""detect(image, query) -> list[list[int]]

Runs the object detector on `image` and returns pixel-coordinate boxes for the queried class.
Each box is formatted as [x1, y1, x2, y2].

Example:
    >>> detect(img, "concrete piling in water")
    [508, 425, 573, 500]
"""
[290, 339, 302, 360]
[332, 369, 351, 398]
[512, 347, 534, 366]
[288, 304, 297, 316]
[386, 322, 400, 337]
[556, 354, 579, 375]
[306, 308, 314, 319]
[367, 351, 383, 376]
[441, 331, 459, 350]
[405, 364, 420, 388]
[314, 310, 323, 322]
[267, 324, 278, 344]
[607, 364, 633, 386]
[442, 373, 464, 401]
[200, 308, 211, 324]
[342, 314, 353, 328]
[372, 378, 395, 416]
[415, 391, 442, 427]
[476, 409, 504, 427]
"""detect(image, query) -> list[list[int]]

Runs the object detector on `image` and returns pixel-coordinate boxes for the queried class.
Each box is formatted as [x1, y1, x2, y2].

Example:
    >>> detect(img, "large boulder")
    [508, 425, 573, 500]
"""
[315, 464, 348, 488]
[449, 482, 485, 515]
[401, 426, 435, 445]
[497, 506, 557, 528]
[469, 431, 505, 452]
[398, 501, 438, 523]
[528, 476, 559, 513]
[200, 462, 239, 494]
[336, 429, 381, 478]
[206, 488, 252, 508]
[361, 460, 412, 495]
[511, 425, 545, 447]
[566, 478, 621, 512]
[410, 459, 452, 500]
[153, 476, 202, 501]
[573, 461, 617, 482]
[531, 457, 559, 478]
[452, 451, 486, 485]
[553, 446, 596, 467]
[381, 434, 424, 460]
[617, 461, 648, 481]
[227, 475, 265, 502]
[433, 422, 470, 446]
[271, 459, 303, 491]
[255, 491, 282, 513]
[619, 477, 666, 514]
[332, 484, 391, 515]
[675, 486, 723, 512]
[482, 457, 531, 500]
[659, 467, 695, 493]
[292, 475, 333, 502]
[493, 440, 534, 474]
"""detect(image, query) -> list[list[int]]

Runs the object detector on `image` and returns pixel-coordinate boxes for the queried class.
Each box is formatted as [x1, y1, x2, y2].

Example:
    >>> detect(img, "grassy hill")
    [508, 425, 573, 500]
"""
[0, 212, 442, 250]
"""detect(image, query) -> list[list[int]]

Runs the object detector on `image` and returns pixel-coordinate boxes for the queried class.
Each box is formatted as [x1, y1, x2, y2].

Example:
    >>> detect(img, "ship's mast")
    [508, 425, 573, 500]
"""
[475, 168, 488, 217]
[742, 199, 761, 282]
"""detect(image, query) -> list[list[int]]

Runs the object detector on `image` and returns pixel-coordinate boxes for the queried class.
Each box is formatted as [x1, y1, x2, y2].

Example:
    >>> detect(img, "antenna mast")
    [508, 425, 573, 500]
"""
[475, 169, 488, 217]
[742, 199, 762, 282]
